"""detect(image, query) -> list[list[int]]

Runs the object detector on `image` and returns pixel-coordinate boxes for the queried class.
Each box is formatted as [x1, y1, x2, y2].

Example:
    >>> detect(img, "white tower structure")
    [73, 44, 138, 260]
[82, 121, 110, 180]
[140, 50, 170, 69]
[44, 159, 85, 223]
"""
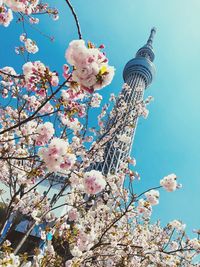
[92, 28, 156, 175]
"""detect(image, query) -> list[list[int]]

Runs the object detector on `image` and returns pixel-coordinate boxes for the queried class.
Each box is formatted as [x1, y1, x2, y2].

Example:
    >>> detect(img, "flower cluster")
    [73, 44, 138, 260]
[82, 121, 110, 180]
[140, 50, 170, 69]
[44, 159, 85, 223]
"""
[83, 170, 106, 194]
[34, 122, 55, 146]
[23, 95, 40, 111]
[169, 219, 186, 231]
[65, 40, 115, 93]
[0, 1, 13, 27]
[3, 0, 39, 14]
[34, 3, 59, 21]
[38, 137, 76, 172]
[60, 88, 86, 116]
[0, 66, 18, 98]
[22, 95, 54, 116]
[90, 93, 103, 107]
[188, 238, 200, 250]
[58, 87, 86, 130]
[135, 101, 149, 119]
[0, 253, 20, 267]
[137, 198, 152, 218]
[0, 1, 59, 29]
[60, 115, 82, 132]
[13, 190, 51, 222]
[22, 61, 59, 93]
[118, 133, 131, 144]
[160, 173, 178, 192]
[145, 189, 159, 205]
[19, 34, 39, 54]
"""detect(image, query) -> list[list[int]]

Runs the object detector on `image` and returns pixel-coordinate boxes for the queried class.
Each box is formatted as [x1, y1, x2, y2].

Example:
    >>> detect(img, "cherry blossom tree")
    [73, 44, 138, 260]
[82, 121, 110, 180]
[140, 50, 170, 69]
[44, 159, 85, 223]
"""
[0, 0, 199, 266]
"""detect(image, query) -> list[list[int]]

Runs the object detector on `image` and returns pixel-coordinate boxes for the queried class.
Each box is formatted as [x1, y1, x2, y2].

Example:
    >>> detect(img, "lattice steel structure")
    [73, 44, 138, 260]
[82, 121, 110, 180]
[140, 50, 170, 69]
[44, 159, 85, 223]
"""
[93, 28, 156, 175]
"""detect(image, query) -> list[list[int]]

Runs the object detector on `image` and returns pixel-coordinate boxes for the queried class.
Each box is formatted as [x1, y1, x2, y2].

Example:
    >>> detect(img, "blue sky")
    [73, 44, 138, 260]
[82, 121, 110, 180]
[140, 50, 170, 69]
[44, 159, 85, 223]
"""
[0, 0, 200, 233]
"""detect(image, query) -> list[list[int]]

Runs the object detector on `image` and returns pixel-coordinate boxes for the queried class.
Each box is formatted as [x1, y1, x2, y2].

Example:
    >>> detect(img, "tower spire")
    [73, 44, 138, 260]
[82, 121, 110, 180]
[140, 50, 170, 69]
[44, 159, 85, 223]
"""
[147, 27, 156, 47]
[135, 27, 156, 63]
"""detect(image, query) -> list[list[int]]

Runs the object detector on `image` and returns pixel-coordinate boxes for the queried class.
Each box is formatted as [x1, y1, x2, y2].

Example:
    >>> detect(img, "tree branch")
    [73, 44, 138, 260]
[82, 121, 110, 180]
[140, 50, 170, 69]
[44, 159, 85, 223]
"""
[65, 0, 82, 39]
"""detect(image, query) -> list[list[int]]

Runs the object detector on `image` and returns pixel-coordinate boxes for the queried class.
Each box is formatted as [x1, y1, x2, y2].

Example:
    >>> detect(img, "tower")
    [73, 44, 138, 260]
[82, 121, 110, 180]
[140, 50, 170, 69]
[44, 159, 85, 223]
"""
[93, 28, 156, 175]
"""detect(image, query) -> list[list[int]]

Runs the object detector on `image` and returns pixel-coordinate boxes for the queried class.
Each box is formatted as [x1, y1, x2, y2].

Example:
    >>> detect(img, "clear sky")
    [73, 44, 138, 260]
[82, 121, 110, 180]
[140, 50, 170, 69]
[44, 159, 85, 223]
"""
[0, 0, 200, 233]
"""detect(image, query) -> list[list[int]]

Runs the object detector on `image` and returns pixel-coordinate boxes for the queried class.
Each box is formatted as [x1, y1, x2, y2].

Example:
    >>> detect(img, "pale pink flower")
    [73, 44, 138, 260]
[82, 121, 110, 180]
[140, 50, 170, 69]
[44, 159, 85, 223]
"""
[91, 93, 102, 107]
[169, 220, 186, 231]
[60, 115, 82, 132]
[68, 208, 78, 222]
[60, 153, 76, 170]
[65, 39, 115, 92]
[29, 17, 39, 24]
[50, 73, 59, 86]
[145, 190, 159, 206]
[160, 173, 177, 192]
[188, 238, 200, 250]
[39, 102, 54, 115]
[0, 4, 13, 27]
[34, 122, 55, 146]
[83, 170, 106, 195]
[70, 246, 82, 257]
[118, 134, 131, 144]
[19, 33, 26, 42]
[63, 64, 70, 79]
[65, 40, 87, 67]
[38, 138, 76, 172]
[137, 199, 152, 218]
[4, 0, 39, 14]
[0, 66, 16, 79]
[22, 61, 58, 92]
[170, 241, 179, 250]
[24, 38, 39, 54]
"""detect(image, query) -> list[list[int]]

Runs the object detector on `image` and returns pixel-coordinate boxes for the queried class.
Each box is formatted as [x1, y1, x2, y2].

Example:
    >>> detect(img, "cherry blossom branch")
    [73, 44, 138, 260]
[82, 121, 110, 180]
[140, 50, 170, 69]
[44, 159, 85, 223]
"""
[19, 12, 54, 41]
[136, 186, 162, 199]
[0, 155, 37, 160]
[0, 70, 24, 79]
[91, 196, 135, 250]
[0, 77, 71, 136]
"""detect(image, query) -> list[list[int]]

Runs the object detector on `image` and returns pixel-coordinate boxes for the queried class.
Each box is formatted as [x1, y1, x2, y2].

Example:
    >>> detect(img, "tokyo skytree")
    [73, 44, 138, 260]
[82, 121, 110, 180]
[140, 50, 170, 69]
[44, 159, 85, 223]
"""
[93, 28, 156, 175]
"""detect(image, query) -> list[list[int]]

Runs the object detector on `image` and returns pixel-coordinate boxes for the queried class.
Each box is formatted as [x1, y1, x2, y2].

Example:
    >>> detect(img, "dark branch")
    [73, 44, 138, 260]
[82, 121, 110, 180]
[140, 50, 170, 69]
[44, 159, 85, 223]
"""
[65, 0, 82, 39]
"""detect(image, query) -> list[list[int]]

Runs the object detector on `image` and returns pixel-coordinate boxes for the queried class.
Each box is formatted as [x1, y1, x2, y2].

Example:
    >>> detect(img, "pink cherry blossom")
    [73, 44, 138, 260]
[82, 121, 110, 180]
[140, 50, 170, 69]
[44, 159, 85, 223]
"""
[63, 64, 70, 79]
[60, 115, 82, 132]
[83, 170, 106, 195]
[68, 208, 78, 222]
[29, 17, 39, 24]
[22, 61, 59, 93]
[91, 93, 103, 107]
[4, 0, 39, 14]
[160, 173, 177, 192]
[145, 189, 159, 206]
[188, 238, 200, 250]
[24, 38, 39, 54]
[34, 122, 55, 146]
[39, 102, 54, 115]
[169, 220, 186, 231]
[137, 199, 152, 218]
[38, 138, 76, 172]
[0, 3, 13, 27]
[65, 40, 115, 93]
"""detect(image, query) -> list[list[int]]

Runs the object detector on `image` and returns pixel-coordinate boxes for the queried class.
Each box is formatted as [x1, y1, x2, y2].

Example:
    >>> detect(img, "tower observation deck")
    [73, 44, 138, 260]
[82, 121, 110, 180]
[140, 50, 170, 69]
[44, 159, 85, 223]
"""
[92, 28, 156, 175]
